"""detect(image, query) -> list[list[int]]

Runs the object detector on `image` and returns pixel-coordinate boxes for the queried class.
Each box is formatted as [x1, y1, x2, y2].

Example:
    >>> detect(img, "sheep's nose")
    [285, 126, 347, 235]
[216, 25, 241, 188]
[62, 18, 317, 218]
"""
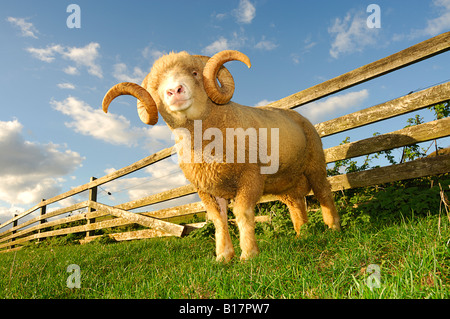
[166, 85, 185, 97]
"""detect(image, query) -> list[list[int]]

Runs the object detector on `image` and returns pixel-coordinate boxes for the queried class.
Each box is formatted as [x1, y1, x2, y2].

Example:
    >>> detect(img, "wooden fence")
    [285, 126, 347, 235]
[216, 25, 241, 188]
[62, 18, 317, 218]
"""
[1, 32, 449, 253]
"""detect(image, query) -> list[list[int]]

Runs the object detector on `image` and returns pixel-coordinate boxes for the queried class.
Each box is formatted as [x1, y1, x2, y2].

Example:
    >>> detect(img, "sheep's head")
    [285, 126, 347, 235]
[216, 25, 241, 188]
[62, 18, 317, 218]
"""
[102, 50, 251, 127]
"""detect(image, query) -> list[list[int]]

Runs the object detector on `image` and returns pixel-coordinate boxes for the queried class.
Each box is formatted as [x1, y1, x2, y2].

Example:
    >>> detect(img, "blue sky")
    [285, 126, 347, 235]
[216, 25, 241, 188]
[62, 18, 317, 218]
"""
[1, 0, 449, 223]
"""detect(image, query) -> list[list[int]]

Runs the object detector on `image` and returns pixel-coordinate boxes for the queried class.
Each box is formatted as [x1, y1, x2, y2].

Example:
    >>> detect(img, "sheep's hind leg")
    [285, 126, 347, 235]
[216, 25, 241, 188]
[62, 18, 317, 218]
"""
[198, 191, 235, 262]
[278, 175, 311, 235]
[306, 171, 341, 231]
[279, 194, 308, 236]
[317, 190, 341, 230]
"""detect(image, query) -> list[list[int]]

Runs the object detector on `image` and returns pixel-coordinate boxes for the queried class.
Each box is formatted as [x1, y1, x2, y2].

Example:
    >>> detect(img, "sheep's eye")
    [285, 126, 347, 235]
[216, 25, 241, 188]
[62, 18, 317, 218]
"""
[192, 71, 198, 76]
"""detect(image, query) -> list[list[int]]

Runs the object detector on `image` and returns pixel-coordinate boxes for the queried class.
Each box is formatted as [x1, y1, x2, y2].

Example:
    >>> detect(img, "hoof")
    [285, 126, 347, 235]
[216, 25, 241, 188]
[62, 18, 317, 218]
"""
[326, 218, 341, 231]
[330, 222, 341, 231]
[216, 250, 235, 263]
[240, 247, 260, 261]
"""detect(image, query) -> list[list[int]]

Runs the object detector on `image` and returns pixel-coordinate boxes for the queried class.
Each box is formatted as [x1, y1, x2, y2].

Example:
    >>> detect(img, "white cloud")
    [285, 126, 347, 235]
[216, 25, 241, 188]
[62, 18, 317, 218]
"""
[62, 42, 103, 78]
[113, 63, 146, 83]
[303, 35, 318, 53]
[300, 89, 369, 124]
[254, 99, 275, 107]
[51, 96, 142, 146]
[215, 13, 227, 21]
[0, 119, 83, 208]
[26, 44, 63, 63]
[63, 66, 79, 75]
[142, 46, 166, 62]
[413, 0, 450, 37]
[202, 37, 231, 55]
[233, 0, 256, 24]
[0, 205, 25, 223]
[202, 33, 247, 56]
[27, 42, 103, 78]
[51, 96, 173, 151]
[57, 82, 76, 89]
[255, 37, 278, 51]
[291, 53, 301, 65]
[328, 12, 379, 59]
[7, 16, 38, 39]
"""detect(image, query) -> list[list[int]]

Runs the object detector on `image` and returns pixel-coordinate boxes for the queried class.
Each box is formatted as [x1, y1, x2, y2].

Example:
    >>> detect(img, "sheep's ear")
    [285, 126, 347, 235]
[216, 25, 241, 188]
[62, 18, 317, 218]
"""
[193, 55, 210, 66]
[202, 50, 251, 105]
[102, 82, 158, 125]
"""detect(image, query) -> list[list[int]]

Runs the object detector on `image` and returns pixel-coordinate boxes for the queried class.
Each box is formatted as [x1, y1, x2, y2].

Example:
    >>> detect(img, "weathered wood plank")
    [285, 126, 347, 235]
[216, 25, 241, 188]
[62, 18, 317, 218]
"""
[0, 221, 93, 249]
[184, 215, 271, 235]
[315, 81, 450, 137]
[2, 201, 194, 246]
[327, 153, 450, 191]
[267, 32, 450, 110]
[89, 202, 185, 237]
[184, 222, 208, 235]
[0, 210, 143, 249]
[0, 246, 23, 254]
[0, 201, 90, 239]
[0, 200, 263, 248]
[0, 207, 39, 234]
[0, 210, 84, 244]
[0, 206, 117, 245]
[58, 186, 203, 237]
[110, 228, 172, 241]
[116, 184, 197, 211]
[258, 155, 450, 203]
[80, 228, 173, 244]
[1, 209, 119, 245]
[141, 201, 205, 219]
[324, 117, 450, 163]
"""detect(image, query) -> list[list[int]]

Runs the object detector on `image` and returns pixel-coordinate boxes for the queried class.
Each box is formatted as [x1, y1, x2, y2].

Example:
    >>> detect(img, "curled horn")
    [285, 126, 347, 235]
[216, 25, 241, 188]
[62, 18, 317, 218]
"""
[102, 82, 158, 125]
[194, 55, 236, 101]
[202, 50, 251, 105]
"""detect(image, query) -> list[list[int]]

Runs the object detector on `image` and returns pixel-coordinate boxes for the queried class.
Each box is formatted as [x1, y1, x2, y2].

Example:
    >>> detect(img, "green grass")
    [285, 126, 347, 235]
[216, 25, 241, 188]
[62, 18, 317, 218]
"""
[1, 209, 448, 299]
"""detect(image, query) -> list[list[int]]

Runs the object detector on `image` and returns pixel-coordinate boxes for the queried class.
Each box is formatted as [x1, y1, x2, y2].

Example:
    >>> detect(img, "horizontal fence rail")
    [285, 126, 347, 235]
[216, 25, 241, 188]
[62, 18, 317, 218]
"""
[268, 31, 450, 110]
[315, 81, 450, 137]
[1, 32, 449, 252]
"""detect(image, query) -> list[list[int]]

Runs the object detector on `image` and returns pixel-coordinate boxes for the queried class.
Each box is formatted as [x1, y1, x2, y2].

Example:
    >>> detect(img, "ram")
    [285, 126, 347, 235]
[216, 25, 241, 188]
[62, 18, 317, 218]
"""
[102, 50, 340, 262]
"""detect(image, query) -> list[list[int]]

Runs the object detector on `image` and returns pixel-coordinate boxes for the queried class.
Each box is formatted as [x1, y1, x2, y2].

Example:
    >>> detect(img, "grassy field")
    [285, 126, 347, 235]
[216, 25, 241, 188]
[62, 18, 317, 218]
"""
[1, 205, 448, 299]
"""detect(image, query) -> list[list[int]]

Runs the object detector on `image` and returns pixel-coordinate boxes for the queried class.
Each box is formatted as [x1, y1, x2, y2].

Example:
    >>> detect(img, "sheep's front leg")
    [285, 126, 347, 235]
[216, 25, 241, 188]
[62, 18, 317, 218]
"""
[197, 190, 235, 262]
[233, 175, 264, 260]
[234, 204, 259, 260]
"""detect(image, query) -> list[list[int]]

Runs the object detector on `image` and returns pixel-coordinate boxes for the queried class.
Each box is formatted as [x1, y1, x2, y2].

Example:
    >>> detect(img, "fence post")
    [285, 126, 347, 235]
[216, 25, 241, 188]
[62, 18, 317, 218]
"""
[11, 214, 18, 249]
[37, 199, 47, 243]
[87, 177, 97, 237]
